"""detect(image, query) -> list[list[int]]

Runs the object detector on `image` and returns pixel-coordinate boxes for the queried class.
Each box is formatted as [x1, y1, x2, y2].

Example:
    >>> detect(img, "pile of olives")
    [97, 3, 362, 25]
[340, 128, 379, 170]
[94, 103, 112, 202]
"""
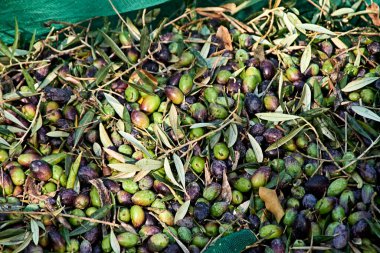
[1, 2, 380, 253]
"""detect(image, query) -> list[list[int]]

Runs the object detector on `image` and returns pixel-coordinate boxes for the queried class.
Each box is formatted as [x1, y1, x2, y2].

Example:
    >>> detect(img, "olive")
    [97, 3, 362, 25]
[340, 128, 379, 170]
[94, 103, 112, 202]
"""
[213, 143, 229, 160]
[179, 73, 193, 94]
[131, 110, 150, 129]
[190, 103, 208, 122]
[140, 95, 161, 113]
[117, 190, 133, 205]
[117, 232, 139, 248]
[244, 93, 263, 115]
[29, 160, 52, 181]
[178, 51, 195, 67]
[260, 60, 275, 80]
[304, 175, 329, 198]
[263, 94, 279, 111]
[216, 70, 232, 85]
[165, 86, 184, 105]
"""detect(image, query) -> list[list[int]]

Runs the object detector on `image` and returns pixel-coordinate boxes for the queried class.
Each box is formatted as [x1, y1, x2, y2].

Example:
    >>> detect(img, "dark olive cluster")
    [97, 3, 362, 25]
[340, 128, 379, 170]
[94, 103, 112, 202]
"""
[1, 2, 380, 253]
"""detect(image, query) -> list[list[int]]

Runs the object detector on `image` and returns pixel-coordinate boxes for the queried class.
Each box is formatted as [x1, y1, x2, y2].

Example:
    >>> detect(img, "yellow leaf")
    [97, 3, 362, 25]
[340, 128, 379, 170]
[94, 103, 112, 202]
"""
[259, 187, 284, 223]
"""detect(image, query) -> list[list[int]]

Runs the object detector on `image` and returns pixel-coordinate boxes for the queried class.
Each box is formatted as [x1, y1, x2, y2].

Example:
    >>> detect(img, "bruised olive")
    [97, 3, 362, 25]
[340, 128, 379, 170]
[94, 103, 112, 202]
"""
[244, 93, 263, 115]
[263, 128, 283, 144]
[263, 94, 279, 111]
[367, 41, 380, 55]
[59, 188, 78, 207]
[251, 166, 271, 188]
[194, 202, 210, 221]
[186, 182, 201, 202]
[30, 160, 52, 181]
[260, 60, 275, 80]
[304, 175, 329, 198]
[210, 160, 226, 179]
[286, 67, 303, 82]
[208, 103, 228, 120]
[190, 103, 208, 122]
[48, 227, 66, 253]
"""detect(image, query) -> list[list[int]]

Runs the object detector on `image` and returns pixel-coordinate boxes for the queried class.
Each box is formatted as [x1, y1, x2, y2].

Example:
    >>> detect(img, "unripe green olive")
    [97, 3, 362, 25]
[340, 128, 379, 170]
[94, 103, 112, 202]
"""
[190, 156, 205, 174]
[213, 142, 229, 160]
[140, 95, 161, 113]
[179, 73, 193, 94]
[125, 86, 140, 102]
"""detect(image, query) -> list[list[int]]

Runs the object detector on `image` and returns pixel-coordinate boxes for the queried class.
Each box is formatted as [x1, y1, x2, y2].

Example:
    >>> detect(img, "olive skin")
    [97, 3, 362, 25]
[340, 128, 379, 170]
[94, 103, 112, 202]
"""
[165, 86, 184, 105]
[131, 110, 150, 129]
[29, 160, 52, 181]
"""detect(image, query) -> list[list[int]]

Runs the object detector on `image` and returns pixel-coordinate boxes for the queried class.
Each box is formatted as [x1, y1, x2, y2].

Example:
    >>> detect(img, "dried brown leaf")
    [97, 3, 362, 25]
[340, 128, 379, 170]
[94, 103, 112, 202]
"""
[216, 26, 233, 51]
[367, 3, 380, 26]
[221, 169, 232, 203]
[258, 187, 285, 223]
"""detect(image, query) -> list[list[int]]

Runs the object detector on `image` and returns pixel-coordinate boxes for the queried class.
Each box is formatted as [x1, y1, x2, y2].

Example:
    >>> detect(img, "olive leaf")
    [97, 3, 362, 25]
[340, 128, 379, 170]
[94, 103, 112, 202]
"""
[259, 187, 284, 223]
[38, 64, 63, 90]
[233, 200, 250, 215]
[119, 131, 153, 158]
[331, 8, 354, 16]
[74, 109, 95, 148]
[174, 200, 190, 224]
[266, 125, 305, 151]
[46, 131, 70, 137]
[66, 152, 82, 189]
[164, 157, 182, 189]
[351, 106, 380, 122]
[341, 77, 380, 92]
[225, 123, 238, 148]
[126, 17, 141, 41]
[154, 124, 173, 149]
[95, 63, 112, 85]
[104, 93, 124, 118]
[108, 163, 141, 173]
[110, 229, 121, 253]
[101, 30, 130, 64]
[0, 136, 10, 147]
[140, 26, 150, 58]
[30, 219, 39, 245]
[248, 133, 263, 163]
[21, 68, 36, 92]
[31, 114, 42, 136]
[331, 37, 348, 49]
[135, 159, 163, 170]
[169, 104, 178, 133]
[200, 35, 212, 58]
[12, 232, 32, 253]
[190, 122, 217, 129]
[103, 148, 126, 163]
[93, 142, 102, 156]
[296, 24, 335, 36]
[221, 169, 232, 203]
[3, 110, 27, 129]
[42, 153, 66, 165]
[99, 122, 113, 148]
[173, 154, 186, 190]
[70, 205, 112, 236]
[256, 112, 300, 121]
[216, 25, 233, 50]
[300, 44, 311, 73]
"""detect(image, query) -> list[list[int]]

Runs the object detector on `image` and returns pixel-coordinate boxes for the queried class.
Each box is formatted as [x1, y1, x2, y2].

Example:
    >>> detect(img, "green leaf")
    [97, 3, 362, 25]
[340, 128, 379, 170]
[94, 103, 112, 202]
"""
[66, 152, 82, 189]
[3, 110, 27, 129]
[69, 205, 112, 236]
[95, 63, 112, 85]
[189, 47, 208, 68]
[0, 228, 25, 239]
[300, 44, 311, 73]
[190, 123, 217, 129]
[123, 108, 132, 133]
[173, 154, 186, 190]
[38, 64, 63, 90]
[174, 200, 190, 224]
[74, 109, 95, 147]
[46, 131, 70, 137]
[126, 17, 141, 41]
[110, 230, 121, 253]
[154, 124, 173, 149]
[108, 163, 141, 173]
[135, 159, 163, 170]
[266, 125, 306, 151]
[140, 26, 150, 58]
[41, 153, 66, 165]
[296, 83, 311, 112]
[226, 123, 238, 148]
[248, 133, 263, 163]
[296, 24, 335, 35]
[30, 219, 39, 245]
[200, 35, 212, 58]
[347, 114, 372, 140]
[169, 104, 178, 134]
[11, 18, 19, 58]
[164, 157, 182, 188]
[341, 77, 380, 92]
[28, 30, 36, 55]
[351, 106, 380, 122]
[119, 131, 153, 158]
[0, 136, 10, 147]
[21, 68, 36, 92]
[104, 93, 124, 118]
[0, 39, 13, 60]
[256, 113, 300, 121]
[205, 56, 228, 68]
[366, 218, 380, 238]
[99, 122, 114, 148]
[12, 232, 32, 253]
[331, 8, 354, 16]
[100, 30, 130, 64]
